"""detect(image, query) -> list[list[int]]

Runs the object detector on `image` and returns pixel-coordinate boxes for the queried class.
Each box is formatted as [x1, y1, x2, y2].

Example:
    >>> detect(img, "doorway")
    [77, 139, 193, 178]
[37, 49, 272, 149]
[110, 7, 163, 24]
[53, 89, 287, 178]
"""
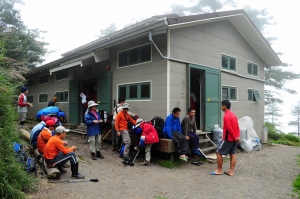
[190, 68, 205, 130]
[79, 78, 97, 123]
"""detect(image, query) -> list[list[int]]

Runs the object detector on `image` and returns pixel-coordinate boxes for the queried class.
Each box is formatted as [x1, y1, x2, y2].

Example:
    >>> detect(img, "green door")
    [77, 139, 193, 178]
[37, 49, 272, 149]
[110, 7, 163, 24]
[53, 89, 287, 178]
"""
[189, 64, 221, 132]
[204, 68, 221, 131]
[97, 73, 111, 113]
[69, 80, 79, 125]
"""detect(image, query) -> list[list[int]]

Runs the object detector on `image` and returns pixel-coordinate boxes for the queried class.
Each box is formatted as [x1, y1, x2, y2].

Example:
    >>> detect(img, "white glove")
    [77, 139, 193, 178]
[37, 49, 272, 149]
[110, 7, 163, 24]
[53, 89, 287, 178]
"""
[140, 136, 145, 140]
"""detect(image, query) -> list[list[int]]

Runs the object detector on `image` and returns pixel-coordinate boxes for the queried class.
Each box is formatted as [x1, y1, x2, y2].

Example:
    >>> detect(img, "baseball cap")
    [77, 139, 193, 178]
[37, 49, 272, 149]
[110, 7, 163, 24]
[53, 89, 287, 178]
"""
[55, 126, 70, 133]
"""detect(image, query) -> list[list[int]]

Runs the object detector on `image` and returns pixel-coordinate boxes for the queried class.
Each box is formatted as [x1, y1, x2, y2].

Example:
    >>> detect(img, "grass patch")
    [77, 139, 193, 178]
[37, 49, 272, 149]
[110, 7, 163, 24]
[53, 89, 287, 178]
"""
[155, 160, 182, 169]
[156, 196, 168, 199]
[292, 155, 300, 197]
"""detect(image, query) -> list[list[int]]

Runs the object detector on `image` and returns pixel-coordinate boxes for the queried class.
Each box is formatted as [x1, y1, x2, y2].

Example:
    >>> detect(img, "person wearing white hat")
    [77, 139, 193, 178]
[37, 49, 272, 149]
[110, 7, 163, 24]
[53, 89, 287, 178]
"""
[84, 100, 104, 160]
[115, 104, 136, 161]
[133, 118, 159, 166]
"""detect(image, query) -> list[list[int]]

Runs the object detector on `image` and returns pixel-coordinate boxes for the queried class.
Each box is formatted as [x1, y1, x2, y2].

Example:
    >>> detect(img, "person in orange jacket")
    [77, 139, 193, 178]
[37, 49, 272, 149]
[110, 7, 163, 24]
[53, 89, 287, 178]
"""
[37, 119, 56, 154]
[43, 126, 85, 179]
[115, 104, 136, 161]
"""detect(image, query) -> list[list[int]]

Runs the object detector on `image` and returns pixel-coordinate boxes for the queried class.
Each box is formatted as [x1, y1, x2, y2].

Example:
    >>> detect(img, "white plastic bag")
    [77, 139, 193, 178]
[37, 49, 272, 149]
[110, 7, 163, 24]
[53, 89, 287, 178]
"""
[240, 138, 253, 152]
[252, 137, 261, 151]
[213, 124, 223, 146]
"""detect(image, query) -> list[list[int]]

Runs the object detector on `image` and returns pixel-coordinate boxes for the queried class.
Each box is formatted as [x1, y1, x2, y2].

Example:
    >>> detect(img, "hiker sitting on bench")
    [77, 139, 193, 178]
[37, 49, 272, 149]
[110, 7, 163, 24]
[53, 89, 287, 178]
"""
[37, 119, 56, 154]
[133, 118, 159, 166]
[181, 107, 202, 156]
[163, 107, 188, 162]
[43, 126, 85, 179]
[30, 115, 46, 149]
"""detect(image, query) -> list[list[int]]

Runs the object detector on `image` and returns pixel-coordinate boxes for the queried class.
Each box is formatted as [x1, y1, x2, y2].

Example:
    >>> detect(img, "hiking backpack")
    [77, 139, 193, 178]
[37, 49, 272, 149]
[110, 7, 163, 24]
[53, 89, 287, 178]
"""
[151, 116, 165, 138]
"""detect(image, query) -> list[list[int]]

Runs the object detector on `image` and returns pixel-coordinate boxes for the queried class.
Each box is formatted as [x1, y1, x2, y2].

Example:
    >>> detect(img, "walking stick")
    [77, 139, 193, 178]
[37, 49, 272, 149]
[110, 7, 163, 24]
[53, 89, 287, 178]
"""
[100, 129, 112, 142]
[48, 179, 99, 183]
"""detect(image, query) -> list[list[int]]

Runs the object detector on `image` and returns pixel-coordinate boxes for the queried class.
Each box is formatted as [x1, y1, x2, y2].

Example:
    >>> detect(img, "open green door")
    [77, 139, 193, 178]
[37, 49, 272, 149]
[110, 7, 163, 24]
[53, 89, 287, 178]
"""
[97, 73, 111, 113]
[205, 68, 221, 131]
[69, 80, 79, 125]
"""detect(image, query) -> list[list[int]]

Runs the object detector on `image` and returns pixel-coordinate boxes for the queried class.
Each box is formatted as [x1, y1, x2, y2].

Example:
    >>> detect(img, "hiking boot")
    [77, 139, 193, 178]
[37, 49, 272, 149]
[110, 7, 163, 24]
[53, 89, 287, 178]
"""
[112, 146, 116, 151]
[96, 151, 104, 159]
[58, 167, 67, 174]
[140, 160, 150, 166]
[123, 155, 133, 162]
[71, 163, 85, 179]
[91, 153, 97, 160]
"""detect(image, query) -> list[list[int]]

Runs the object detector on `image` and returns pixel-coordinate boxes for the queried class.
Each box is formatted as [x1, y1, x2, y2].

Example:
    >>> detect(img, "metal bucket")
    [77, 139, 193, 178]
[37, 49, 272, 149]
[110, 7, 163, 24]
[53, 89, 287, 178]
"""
[261, 126, 268, 143]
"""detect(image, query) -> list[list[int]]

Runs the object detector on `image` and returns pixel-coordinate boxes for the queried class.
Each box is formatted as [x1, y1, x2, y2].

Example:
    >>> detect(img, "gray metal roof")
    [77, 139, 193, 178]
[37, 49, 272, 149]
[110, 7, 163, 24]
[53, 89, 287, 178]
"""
[32, 9, 281, 73]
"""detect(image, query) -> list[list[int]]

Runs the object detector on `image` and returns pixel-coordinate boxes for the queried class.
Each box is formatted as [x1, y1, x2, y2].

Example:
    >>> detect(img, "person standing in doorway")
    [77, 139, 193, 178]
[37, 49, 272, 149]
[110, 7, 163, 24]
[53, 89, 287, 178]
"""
[84, 100, 104, 160]
[210, 100, 240, 176]
[17, 86, 33, 129]
[181, 108, 202, 156]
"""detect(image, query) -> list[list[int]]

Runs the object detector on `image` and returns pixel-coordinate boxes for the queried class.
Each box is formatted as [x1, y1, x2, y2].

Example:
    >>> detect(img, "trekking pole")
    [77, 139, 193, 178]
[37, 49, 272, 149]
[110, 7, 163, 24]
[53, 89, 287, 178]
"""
[48, 178, 99, 183]
[100, 129, 112, 142]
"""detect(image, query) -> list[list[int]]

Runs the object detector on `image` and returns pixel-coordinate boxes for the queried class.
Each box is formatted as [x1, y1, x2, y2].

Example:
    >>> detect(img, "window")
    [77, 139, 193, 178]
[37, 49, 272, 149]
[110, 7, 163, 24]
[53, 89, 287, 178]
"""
[39, 94, 48, 103]
[56, 69, 68, 81]
[222, 54, 236, 71]
[118, 82, 151, 100]
[118, 44, 151, 68]
[247, 62, 258, 76]
[39, 74, 48, 85]
[222, 86, 237, 101]
[55, 91, 68, 102]
[26, 79, 33, 87]
[27, 95, 33, 103]
[248, 89, 261, 102]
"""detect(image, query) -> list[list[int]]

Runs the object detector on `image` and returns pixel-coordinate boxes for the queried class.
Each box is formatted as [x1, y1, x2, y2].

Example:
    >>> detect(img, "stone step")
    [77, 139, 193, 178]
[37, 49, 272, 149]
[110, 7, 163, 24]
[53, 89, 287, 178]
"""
[200, 145, 217, 152]
[199, 138, 210, 143]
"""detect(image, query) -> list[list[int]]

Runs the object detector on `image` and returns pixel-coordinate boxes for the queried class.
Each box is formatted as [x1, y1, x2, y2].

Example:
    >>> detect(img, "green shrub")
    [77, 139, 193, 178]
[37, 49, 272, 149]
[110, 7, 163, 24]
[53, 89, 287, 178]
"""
[268, 131, 283, 141]
[283, 134, 300, 143]
[0, 67, 36, 198]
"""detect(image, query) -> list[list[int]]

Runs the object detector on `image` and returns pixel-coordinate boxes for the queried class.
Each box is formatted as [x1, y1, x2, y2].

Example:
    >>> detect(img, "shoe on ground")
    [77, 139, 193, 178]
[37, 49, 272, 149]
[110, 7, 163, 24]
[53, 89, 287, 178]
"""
[134, 146, 139, 151]
[123, 155, 133, 162]
[112, 146, 116, 151]
[96, 151, 104, 159]
[140, 160, 150, 166]
[179, 156, 187, 162]
[91, 153, 97, 160]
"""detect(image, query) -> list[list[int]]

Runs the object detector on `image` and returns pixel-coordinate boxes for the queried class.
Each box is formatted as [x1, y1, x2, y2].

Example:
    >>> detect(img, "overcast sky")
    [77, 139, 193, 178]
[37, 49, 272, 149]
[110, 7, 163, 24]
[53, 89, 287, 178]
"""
[16, 0, 300, 133]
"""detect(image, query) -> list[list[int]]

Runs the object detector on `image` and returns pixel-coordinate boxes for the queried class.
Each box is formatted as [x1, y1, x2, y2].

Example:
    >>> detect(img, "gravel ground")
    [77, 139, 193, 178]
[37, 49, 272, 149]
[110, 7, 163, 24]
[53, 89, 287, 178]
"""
[26, 133, 300, 199]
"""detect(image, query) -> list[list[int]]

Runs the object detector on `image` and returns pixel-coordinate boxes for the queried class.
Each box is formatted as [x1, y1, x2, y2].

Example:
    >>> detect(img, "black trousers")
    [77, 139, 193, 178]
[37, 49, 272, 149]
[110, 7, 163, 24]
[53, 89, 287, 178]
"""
[172, 131, 187, 155]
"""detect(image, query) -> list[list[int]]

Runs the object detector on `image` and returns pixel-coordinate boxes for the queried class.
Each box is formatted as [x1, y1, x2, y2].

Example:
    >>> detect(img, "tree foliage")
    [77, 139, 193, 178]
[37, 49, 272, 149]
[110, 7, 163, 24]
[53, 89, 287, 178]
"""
[98, 23, 117, 37]
[289, 102, 300, 136]
[265, 102, 283, 125]
[0, 1, 49, 69]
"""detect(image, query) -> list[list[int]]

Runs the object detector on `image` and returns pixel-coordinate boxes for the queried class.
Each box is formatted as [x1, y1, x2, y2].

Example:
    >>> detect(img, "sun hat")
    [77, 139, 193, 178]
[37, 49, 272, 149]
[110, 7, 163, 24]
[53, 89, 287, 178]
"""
[135, 118, 144, 127]
[55, 126, 70, 133]
[122, 104, 130, 110]
[88, 100, 99, 108]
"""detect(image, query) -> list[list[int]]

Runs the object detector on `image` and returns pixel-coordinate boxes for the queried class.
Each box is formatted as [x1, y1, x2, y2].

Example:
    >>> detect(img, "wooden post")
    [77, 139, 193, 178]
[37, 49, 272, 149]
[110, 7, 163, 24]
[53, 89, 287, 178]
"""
[19, 129, 61, 179]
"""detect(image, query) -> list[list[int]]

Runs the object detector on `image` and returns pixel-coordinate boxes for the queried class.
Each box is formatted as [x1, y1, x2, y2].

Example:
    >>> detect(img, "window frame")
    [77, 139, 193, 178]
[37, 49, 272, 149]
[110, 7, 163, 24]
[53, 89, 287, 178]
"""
[55, 69, 69, 81]
[222, 86, 237, 101]
[54, 90, 69, 103]
[247, 62, 259, 76]
[248, 89, 261, 102]
[38, 93, 48, 103]
[221, 54, 236, 71]
[39, 74, 48, 85]
[117, 81, 151, 101]
[26, 79, 34, 87]
[27, 95, 34, 103]
[117, 43, 152, 68]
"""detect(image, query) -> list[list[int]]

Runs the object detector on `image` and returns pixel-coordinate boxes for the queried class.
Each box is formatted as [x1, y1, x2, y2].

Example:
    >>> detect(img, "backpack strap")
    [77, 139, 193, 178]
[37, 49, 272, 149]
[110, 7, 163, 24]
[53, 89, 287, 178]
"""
[115, 105, 120, 114]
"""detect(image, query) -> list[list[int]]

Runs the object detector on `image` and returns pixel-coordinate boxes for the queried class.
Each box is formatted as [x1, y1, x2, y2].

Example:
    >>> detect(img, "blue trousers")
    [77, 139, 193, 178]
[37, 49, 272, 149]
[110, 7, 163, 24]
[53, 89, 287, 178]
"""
[187, 131, 199, 150]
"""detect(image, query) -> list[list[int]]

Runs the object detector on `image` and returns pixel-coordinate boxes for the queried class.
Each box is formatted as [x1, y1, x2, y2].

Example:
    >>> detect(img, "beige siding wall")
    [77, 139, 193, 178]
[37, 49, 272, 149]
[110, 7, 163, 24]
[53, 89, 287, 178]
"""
[109, 34, 168, 120]
[170, 19, 265, 138]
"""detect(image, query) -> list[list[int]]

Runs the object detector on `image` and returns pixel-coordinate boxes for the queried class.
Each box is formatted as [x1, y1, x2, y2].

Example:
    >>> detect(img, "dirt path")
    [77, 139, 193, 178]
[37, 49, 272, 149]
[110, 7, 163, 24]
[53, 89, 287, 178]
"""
[26, 133, 300, 199]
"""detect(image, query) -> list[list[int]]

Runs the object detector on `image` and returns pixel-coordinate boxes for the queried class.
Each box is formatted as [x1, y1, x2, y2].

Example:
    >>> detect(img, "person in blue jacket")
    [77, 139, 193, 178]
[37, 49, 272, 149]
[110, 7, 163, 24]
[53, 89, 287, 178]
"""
[84, 100, 104, 160]
[163, 107, 188, 161]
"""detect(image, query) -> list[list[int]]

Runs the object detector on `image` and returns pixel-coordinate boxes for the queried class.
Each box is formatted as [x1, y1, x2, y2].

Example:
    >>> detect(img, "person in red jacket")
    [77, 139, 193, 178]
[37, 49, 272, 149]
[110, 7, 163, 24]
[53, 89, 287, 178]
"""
[17, 86, 33, 128]
[37, 119, 55, 154]
[134, 118, 159, 166]
[210, 100, 240, 176]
